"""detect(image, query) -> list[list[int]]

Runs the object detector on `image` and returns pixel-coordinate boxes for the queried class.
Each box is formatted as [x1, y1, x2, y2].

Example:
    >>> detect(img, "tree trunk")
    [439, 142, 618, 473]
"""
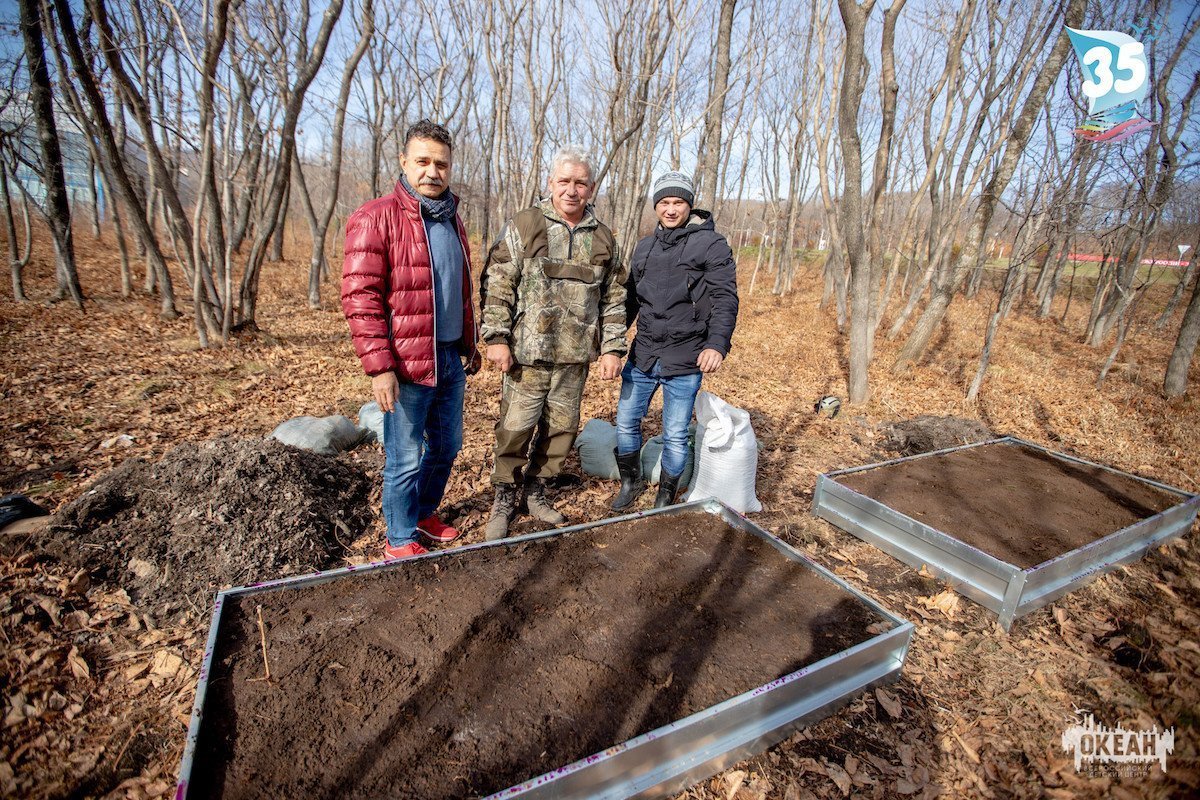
[1155, 252, 1196, 330]
[864, 0, 907, 349]
[304, 0, 373, 310]
[85, 150, 101, 238]
[269, 179, 290, 263]
[967, 251, 1023, 401]
[52, 0, 177, 316]
[695, 0, 737, 210]
[1165, 269, 1200, 398]
[2, 168, 31, 302]
[19, 0, 83, 307]
[835, 0, 879, 404]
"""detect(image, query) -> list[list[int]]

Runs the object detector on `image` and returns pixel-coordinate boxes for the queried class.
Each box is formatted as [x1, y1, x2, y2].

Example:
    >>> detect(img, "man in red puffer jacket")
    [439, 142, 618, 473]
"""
[341, 120, 481, 561]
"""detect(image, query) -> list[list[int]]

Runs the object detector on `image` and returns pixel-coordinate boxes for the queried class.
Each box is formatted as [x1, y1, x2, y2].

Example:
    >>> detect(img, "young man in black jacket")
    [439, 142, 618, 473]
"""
[611, 171, 739, 509]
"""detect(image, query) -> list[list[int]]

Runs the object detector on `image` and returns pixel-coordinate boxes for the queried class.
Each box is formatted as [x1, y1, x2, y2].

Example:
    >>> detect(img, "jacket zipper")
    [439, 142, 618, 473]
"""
[457, 216, 477, 351]
[550, 216, 579, 258]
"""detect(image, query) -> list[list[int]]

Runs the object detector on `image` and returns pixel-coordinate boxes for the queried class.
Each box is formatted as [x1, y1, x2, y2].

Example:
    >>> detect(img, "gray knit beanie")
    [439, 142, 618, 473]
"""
[652, 171, 695, 207]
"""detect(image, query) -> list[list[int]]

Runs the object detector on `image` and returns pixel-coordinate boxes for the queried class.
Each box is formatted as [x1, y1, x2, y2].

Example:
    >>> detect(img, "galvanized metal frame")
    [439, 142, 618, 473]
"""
[812, 437, 1199, 630]
[176, 499, 913, 800]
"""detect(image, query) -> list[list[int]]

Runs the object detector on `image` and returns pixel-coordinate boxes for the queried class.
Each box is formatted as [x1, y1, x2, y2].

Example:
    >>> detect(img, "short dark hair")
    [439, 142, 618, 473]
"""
[404, 119, 453, 153]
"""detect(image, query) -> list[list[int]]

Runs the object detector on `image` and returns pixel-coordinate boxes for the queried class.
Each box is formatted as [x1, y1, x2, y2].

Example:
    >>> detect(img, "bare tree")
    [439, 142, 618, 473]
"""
[840, 0, 902, 400]
[237, 0, 346, 327]
[293, 0, 373, 309]
[1165, 265, 1200, 398]
[89, 0, 184, 311]
[1, 165, 32, 301]
[590, 0, 690, 256]
[18, 0, 83, 306]
[695, 0, 737, 209]
[892, 0, 1086, 373]
[48, 0, 178, 316]
[1086, 16, 1200, 348]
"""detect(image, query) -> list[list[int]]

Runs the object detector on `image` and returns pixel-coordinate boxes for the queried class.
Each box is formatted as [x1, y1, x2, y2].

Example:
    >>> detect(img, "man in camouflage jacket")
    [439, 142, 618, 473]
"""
[480, 146, 627, 539]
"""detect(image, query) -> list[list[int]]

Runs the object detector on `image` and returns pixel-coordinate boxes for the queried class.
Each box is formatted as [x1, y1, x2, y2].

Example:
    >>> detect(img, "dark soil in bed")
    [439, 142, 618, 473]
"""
[837, 441, 1181, 569]
[188, 512, 888, 799]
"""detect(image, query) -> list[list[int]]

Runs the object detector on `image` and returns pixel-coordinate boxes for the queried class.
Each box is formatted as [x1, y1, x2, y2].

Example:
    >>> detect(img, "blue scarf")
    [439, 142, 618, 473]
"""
[400, 175, 456, 221]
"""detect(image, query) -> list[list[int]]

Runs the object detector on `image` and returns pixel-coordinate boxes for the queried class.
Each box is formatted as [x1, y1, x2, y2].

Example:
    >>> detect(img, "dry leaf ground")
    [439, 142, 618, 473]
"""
[2, 225, 1198, 798]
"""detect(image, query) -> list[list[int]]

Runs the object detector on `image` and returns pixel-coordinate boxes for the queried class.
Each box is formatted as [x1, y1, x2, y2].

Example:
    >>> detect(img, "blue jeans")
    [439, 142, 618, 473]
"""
[616, 360, 702, 477]
[382, 344, 465, 546]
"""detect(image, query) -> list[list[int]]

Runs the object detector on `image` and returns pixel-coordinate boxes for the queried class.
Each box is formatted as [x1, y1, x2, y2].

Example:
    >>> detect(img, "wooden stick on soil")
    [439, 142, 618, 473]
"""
[112, 720, 145, 770]
[248, 604, 271, 683]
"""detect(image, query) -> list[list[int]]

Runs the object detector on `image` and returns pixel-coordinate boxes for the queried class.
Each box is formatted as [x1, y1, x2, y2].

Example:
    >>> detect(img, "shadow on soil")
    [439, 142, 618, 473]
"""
[193, 519, 896, 798]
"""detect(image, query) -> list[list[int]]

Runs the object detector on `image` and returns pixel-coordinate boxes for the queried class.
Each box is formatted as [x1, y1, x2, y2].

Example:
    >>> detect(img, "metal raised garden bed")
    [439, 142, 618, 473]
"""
[176, 499, 913, 800]
[812, 437, 1199, 630]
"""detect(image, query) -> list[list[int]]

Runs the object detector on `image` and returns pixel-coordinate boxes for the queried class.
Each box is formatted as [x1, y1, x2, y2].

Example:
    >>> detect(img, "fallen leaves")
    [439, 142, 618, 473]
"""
[4, 238, 1200, 800]
[920, 589, 961, 619]
[721, 769, 746, 799]
[875, 687, 903, 719]
[150, 650, 184, 682]
[66, 647, 90, 680]
[824, 762, 852, 795]
[950, 729, 981, 764]
[0, 548, 200, 800]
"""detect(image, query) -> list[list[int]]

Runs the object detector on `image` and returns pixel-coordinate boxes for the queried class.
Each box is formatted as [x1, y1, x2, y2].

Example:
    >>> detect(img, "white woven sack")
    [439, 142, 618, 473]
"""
[683, 391, 762, 512]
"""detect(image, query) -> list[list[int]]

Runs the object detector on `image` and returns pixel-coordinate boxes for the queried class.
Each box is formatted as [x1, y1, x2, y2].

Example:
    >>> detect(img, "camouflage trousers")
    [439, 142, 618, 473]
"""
[491, 362, 588, 486]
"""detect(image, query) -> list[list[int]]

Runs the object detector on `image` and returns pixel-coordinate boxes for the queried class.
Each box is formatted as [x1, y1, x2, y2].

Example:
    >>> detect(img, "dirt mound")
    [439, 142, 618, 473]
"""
[49, 438, 373, 617]
[879, 415, 993, 457]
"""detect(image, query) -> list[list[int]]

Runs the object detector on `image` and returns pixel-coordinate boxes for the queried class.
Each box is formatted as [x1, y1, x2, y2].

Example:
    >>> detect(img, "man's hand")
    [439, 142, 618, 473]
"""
[697, 348, 724, 374]
[464, 347, 483, 376]
[599, 353, 622, 380]
[486, 343, 514, 372]
[372, 371, 399, 413]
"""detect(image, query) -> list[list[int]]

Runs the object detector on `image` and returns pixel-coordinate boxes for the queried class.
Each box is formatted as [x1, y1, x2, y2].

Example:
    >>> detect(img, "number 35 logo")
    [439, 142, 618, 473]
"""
[1081, 41, 1147, 99]
[1066, 28, 1152, 114]
[1066, 27, 1155, 143]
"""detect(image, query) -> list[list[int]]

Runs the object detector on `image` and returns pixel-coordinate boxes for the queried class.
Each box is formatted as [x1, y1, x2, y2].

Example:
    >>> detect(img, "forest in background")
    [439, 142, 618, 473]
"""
[1, 0, 1199, 407]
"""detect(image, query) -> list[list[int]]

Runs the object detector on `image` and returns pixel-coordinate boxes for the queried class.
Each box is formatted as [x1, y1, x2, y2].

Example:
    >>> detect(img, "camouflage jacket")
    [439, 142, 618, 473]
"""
[480, 200, 628, 365]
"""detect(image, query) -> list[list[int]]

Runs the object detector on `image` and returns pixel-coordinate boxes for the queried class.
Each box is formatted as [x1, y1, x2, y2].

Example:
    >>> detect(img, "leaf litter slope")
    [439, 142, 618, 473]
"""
[0, 228, 1198, 798]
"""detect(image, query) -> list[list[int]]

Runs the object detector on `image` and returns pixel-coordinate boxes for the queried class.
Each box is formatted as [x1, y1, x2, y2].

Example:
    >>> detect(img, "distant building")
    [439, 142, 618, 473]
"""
[0, 96, 149, 217]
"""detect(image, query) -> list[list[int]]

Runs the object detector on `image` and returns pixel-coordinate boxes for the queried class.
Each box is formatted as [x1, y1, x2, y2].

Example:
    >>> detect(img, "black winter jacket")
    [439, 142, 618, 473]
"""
[625, 210, 739, 377]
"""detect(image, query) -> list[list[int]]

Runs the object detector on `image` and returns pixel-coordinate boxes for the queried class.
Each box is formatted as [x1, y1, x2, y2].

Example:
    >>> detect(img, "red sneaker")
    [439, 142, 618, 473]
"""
[418, 515, 462, 544]
[382, 541, 428, 560]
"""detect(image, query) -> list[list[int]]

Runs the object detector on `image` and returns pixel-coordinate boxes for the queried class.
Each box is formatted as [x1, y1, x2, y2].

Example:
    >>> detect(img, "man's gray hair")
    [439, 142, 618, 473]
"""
[549, 145, 596, 183]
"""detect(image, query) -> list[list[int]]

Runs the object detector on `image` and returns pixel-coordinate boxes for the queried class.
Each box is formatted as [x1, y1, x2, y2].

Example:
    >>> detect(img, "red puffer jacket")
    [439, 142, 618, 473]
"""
[341, 181, 477, 386]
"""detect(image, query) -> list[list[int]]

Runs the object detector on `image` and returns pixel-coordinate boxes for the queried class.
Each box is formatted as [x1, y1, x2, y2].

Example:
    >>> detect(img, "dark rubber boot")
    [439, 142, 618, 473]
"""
[610, 449, 646, 511]
[654, 470, 683, 509]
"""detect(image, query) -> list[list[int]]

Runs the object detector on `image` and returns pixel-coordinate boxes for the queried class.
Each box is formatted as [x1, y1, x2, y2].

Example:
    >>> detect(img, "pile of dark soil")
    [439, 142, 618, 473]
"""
[879, 415, 993, 456]
[191, 512, 890, 799]
[48, 438, 372, 615]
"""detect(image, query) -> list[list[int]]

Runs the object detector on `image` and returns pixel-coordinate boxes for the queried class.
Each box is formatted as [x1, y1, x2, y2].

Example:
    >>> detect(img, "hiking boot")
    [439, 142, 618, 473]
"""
[418, 515, 462, 544]
[485, 483, 518, 541]
[610, 448, 646, 511]
[524, 478, 567, 525]
[654, 470, 683, 509]
[382, 541, 428, 561]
